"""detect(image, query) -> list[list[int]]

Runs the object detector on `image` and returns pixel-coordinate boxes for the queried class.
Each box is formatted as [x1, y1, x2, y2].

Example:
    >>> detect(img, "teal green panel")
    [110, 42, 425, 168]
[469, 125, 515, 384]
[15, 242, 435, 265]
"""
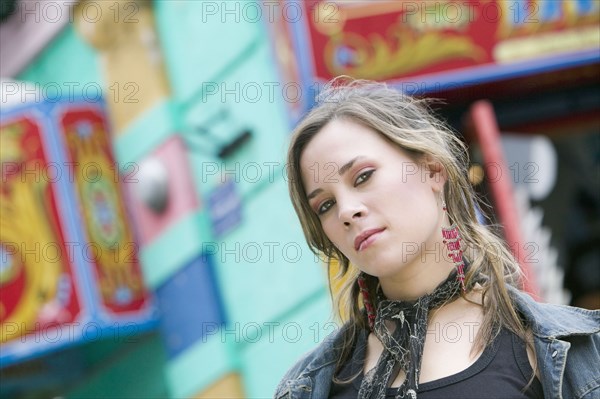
[184, 42, 293, 200]
[140, 210, 210, 290]
[80, 336, 123, 366]
[154, 0, 263, 103]
[114, 99, 176, 166]
[166, 333, 235, 398]
[17, 24, 102, 95]
[65, 333, 169, 399]
[240, 289, 334, 398]
[213, 175, 329, 326]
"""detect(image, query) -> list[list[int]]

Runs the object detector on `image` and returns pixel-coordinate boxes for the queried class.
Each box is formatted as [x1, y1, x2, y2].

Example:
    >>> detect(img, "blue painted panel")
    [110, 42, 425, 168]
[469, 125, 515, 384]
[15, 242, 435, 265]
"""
[155, 253, 226, 359]
[208, 178, 243, 238]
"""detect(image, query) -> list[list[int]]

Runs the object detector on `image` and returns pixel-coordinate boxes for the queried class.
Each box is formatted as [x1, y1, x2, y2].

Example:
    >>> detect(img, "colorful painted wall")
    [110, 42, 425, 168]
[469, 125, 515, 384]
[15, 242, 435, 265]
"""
[2, 1, 332, 398]
[0, 19, 166, 398]
[151, 2, 332, 395]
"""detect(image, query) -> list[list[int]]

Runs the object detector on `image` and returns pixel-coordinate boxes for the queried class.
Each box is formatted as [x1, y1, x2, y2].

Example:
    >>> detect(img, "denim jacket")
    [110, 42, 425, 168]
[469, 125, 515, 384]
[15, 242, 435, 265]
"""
[274, 287, 600, 399]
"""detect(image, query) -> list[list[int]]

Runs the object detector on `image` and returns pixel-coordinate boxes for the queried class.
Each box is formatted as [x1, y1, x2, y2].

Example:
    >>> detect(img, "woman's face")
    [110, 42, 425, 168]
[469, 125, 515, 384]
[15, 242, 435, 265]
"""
[300, 118, 446, 279]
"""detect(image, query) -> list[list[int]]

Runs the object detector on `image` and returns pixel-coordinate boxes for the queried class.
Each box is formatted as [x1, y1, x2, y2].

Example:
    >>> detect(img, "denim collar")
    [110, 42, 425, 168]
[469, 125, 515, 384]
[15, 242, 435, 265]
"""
[296, 324, 350, 376]
[508, 285, 600, 338]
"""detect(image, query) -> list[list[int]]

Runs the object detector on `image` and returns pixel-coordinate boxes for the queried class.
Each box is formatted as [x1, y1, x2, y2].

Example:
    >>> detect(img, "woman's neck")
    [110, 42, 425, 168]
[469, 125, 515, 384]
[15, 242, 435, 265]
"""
[379, 259, 457, 301]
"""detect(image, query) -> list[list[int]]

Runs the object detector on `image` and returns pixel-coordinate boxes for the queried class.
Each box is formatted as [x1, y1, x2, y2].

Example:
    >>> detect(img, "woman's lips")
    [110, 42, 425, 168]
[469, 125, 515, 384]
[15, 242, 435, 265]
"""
[355, 228, 386, 252]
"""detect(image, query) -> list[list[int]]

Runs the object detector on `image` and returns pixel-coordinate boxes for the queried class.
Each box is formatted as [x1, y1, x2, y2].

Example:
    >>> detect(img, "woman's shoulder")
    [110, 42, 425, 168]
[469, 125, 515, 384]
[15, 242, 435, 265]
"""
[274, 321, 355, 396]
[507, 288, 600, 398]
[507, 285, 600, 339]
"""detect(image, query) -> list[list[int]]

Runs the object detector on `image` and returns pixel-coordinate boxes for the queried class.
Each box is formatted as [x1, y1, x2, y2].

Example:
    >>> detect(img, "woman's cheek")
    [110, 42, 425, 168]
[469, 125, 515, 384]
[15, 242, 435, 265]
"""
[322, 223, 341, 248]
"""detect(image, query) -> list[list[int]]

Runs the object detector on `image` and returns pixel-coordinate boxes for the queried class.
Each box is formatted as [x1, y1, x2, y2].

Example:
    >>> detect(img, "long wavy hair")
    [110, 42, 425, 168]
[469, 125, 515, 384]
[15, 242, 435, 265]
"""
[286, 78, 536, 382]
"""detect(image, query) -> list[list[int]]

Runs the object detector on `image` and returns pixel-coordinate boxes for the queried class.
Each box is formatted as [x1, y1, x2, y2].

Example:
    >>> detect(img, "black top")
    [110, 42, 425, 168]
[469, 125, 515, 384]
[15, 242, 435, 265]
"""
[330, 327, 544, 399]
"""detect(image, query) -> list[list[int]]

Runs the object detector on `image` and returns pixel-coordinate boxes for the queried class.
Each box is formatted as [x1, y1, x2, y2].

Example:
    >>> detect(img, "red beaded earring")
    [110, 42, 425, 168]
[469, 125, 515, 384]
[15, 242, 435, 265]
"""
[440, 193, 466, 291]
[358, 272, 376, 331]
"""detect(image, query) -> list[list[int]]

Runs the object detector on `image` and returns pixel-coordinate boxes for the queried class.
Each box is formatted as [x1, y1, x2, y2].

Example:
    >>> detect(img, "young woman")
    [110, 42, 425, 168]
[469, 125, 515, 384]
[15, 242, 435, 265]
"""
[274, 79, 600, 399]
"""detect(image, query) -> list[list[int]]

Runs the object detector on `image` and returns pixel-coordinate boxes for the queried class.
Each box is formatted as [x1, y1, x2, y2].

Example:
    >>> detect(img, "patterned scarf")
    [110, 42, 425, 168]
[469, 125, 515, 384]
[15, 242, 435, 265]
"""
[358, 270, 463, 399]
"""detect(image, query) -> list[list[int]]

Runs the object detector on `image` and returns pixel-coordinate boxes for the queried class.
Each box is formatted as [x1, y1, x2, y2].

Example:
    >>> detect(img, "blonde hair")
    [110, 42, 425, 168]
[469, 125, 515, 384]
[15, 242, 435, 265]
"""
[286, 78, 536, 382]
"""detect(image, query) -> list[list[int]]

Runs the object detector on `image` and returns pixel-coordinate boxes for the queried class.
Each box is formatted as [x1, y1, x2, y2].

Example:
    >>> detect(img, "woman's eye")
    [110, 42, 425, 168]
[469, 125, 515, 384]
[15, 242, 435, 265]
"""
[317, 199, 335, 215]
[355, 170, 374, 186]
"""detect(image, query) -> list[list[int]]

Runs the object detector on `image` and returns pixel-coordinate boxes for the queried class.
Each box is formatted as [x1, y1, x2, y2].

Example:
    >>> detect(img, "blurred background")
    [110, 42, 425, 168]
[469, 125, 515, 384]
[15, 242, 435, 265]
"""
[0, 1, 598, 398]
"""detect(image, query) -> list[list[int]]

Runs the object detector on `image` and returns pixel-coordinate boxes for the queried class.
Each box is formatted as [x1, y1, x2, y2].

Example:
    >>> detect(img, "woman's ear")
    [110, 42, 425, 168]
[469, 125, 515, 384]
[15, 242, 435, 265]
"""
[423, 155, 447, 192]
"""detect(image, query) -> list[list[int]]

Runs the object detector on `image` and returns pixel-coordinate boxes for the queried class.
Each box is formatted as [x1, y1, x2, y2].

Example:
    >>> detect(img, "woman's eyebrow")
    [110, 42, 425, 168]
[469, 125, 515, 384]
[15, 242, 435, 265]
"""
[306, 156, 365, 200]
[307, 188, 322, 201]
[338, 156, 363, 176]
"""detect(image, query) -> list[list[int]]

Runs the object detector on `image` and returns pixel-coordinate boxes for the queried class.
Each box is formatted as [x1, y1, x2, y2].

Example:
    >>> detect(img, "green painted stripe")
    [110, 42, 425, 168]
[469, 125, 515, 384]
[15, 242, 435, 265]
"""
[236, 285, 329, 353]
[166, 333, 235, 398]
[68, 334, 169, 399]
[114, 99, 176, 167]
[140, 210, 211, 289]
[178, 36, 264, 116]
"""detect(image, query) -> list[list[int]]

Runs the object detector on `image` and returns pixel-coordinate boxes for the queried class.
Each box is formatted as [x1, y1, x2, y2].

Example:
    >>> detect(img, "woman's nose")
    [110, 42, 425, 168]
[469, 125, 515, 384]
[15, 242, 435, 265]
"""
[338, 200, 367, 227]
